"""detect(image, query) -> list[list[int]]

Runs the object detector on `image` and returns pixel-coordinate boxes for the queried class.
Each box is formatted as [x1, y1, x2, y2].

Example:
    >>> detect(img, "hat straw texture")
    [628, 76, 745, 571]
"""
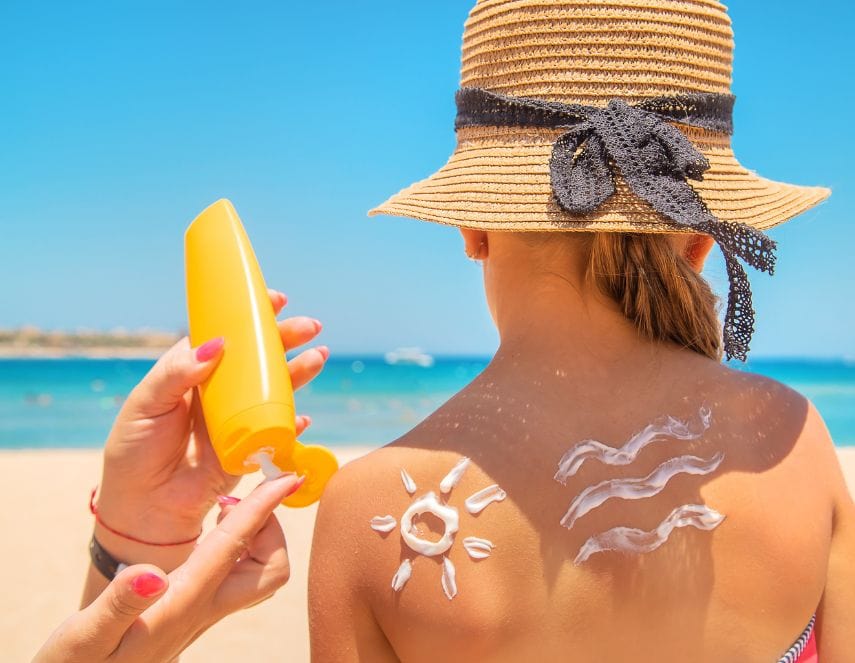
[369, 0, 830, 232]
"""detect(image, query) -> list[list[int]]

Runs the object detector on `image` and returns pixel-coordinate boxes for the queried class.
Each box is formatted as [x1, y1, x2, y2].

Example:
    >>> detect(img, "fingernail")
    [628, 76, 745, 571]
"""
[131, 572, 166, 598]
[216, 495, 240, 506]
[298, 414, 312, 428]
[277, 291, 288, 306]
[315, 345, 329, 361]
[311, 319, 322, 333]
[285, 475, 307, 497]
[196, 337, 225, 362]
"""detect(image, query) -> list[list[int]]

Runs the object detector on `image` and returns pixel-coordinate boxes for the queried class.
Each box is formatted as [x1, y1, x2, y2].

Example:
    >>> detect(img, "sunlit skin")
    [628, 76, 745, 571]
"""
[309, 232, 855, 662]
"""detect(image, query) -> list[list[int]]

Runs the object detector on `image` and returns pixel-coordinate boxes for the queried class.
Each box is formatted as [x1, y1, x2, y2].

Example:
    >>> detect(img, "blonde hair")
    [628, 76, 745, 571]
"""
[586, 233, 722, 361]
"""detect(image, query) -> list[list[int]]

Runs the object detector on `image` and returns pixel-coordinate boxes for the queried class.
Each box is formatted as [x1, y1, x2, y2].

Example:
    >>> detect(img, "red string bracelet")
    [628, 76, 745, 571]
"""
[89, 486, 200, 547]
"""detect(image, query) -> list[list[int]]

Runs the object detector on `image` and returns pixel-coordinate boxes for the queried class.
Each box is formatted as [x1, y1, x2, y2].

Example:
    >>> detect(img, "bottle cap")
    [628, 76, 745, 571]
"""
[275, 443, 339, 507]
[212, 402, 296, 476]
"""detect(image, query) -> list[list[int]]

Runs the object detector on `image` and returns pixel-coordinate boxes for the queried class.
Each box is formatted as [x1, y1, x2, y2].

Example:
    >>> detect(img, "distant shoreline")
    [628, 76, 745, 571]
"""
[0, 327, 179, 359]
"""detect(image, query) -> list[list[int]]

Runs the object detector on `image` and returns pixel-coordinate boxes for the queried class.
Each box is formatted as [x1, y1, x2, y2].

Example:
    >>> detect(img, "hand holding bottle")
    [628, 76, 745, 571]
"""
[92, 290, 327, 573]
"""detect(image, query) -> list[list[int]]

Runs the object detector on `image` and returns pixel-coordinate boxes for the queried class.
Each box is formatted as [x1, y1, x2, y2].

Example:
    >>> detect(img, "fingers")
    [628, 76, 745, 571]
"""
[288, 346, 329, 390]
[122, 289, 321, 417]
[179, 474, 301, 598]
[267, 289, 287, 315]
[97, 483, 289, 661]
[214, 494, 290, 569]
[212, 506, 291, 617]
[77, 565, 168, 656]
[125, 337, 225, 419]
[214, 498, 248, 561]
[267, 289, 322, 350]
[295, 414, 312, 436]
[278, 316, 322, 350]
[267, 293, 327, 389]
[187, 395, 241, 495]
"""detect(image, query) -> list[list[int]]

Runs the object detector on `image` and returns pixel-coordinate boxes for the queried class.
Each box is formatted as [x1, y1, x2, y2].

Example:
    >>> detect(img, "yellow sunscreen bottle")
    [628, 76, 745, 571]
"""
[185, 199, 338, 507]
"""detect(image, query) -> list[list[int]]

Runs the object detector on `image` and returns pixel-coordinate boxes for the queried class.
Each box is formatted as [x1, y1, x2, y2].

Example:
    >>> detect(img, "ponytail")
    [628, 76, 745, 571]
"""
[586, 233, 722, 361]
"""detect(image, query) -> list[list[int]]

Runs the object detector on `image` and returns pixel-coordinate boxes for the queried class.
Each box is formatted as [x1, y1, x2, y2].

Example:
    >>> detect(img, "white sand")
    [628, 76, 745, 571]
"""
[1, 447, 853, 662]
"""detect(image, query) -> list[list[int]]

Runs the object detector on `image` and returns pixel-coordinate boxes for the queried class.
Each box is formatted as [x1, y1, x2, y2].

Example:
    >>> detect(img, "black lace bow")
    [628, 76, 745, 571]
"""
[455, 86, 777, 361]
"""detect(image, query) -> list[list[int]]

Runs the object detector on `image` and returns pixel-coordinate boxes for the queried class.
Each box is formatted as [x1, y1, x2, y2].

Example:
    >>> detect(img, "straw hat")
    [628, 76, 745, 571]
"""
[368, 0, 831, 361]
[368, 0, 830, 233]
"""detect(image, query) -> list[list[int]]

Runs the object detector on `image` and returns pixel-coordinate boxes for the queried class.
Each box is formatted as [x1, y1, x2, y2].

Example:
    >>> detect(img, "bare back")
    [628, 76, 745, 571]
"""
[309, 348, 851, 661]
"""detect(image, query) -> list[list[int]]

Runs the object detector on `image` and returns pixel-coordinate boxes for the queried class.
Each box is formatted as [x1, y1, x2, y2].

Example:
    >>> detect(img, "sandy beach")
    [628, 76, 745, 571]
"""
[0, 446, 369, 662]
[2, 446, 854, 662]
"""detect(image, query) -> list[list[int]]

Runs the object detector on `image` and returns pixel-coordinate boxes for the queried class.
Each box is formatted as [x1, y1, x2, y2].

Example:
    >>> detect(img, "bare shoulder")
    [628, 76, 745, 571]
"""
[313, 446, 409, 544]
[313, 442, 465, 541]
[308, 445, 435, 660]
[311, 440, 478, 606]
[319, 443, 459, 514]
[712, 363, 808, 417]
[702, 363, 843, 491]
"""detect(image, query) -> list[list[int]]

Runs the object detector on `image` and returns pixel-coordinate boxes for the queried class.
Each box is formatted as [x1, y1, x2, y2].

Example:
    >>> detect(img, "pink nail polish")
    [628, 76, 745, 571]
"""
[196, 337, 225, 362]
[216, 495, 241, 506]
[285, 475, 307, 497]
[312, 319, 323, 333]
[131, 572, 166, 598]
[316, 345, 329, 361]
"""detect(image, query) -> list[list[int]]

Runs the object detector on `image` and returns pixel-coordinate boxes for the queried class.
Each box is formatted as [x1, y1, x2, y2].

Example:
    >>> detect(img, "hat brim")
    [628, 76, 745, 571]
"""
[368, 125, 831, 233]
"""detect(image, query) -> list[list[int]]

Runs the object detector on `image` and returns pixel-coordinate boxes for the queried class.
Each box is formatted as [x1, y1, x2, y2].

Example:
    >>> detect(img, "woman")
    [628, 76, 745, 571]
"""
[308, 1, 852, 661]
[35, 291, 329, 662]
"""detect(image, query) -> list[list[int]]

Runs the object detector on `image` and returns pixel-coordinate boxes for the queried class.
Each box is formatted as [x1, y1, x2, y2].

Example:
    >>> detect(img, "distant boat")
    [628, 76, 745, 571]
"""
[384, 347, 435, 368]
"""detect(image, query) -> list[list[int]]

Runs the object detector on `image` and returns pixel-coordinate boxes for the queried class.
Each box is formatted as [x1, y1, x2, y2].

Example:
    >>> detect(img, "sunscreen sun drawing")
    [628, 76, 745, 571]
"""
[369, 457, 506, 600]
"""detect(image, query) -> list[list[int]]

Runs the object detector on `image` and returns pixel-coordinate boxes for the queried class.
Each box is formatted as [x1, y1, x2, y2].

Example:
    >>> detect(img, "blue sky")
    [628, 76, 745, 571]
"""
[0, 1, 852, 358]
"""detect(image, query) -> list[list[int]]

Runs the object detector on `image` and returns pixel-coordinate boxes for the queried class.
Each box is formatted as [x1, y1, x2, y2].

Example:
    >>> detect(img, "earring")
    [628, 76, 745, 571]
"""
[467, 240, 486, 261]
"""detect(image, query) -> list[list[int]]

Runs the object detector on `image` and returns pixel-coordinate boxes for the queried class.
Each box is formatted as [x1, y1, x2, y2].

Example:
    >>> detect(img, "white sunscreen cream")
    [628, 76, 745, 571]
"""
[560, 452, 724, 529]
[391, 559, 412, 591]
[574, 503, 725, 564]
[463, 536, 494, 560]
[370, 515, 398, 533]
[245, 448, 286, 481]
[441, 557, 458, 600]
[440, 457, 470, 493]
[369, 458, 506, 600]
[555, 407, 712, 483]
[464, 484, 507, 514]
[401, 468, 417, 495]
[556, 408, 727, 563]
[400, 492, 459, 556]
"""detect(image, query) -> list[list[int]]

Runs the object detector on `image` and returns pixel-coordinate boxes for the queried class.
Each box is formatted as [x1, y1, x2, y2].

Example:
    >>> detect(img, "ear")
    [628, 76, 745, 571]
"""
[459, 228, 489, 260]
[684, 234, 715, 272]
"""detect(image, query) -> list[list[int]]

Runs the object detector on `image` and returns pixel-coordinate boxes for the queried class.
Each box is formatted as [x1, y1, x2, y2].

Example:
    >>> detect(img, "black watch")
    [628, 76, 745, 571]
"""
[89, 535, 128, 580]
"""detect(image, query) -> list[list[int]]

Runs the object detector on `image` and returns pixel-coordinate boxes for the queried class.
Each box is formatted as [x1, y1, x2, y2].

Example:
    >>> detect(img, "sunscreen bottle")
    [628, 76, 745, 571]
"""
[185, 199, 338, 507]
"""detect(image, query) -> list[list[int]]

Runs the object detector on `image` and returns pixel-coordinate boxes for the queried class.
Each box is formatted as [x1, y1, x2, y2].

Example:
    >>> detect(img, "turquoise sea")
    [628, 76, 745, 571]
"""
[0, 358, 853, 449]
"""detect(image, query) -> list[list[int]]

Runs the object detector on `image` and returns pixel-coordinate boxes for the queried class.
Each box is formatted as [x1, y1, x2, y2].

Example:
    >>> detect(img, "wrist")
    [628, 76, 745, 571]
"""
[93, 484, 207, 544]
[92, 522, 197, 573]
[89, 486, 204, 572]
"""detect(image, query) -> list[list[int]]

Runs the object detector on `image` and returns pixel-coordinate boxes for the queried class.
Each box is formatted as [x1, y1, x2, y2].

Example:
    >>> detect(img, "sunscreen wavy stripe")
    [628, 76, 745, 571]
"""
[560, 452, 725, 529]
[555, 407, 711, 484]
[574, 503, 725, 564]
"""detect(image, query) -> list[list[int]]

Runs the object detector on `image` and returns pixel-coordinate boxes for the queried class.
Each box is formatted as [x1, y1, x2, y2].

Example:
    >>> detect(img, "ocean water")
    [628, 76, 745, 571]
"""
[0, 357, 853, 449]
